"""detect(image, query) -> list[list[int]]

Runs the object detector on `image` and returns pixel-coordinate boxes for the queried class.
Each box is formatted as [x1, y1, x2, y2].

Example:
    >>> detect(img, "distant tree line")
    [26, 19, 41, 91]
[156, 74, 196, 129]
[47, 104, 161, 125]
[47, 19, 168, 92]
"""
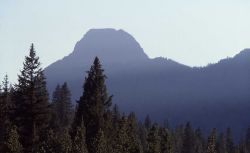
[0, 44, 250, 153]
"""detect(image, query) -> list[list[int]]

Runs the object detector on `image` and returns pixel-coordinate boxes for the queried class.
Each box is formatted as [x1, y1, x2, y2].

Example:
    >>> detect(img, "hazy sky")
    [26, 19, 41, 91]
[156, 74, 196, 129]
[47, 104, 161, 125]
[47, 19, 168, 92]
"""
[1, 0, 250, 82]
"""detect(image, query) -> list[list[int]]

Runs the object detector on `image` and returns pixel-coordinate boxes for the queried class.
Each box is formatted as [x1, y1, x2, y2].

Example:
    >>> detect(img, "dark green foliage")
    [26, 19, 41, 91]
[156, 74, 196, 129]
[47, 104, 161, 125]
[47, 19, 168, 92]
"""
[71, 121, 88, 153]
[127, 112, 143, 153]
[138, 122, 148, 153]
[3, 49, 250, 153]
[51, 82, 73, 130]
[36, 129, 58, 153]
[103, 110, 114, 153]
[49, 85, 61, 130]
[159, 127, 173, 153]
[60, 83, 73, 127]
[113, 116, 129, 153]
[0, 75, 11, 149]
[14, 44, 50, 152]
[217, 133, 226, 153]
[0, 75, 11, 125]
[194, 128, 205, 153]
[91, 129, 107, 153]
[226, 128, 234, 153]
[3, 125, 23, 153]
[207, 128, 217, 153]
[37, 128, 72, 153]
[112, 104, 121, 129]
[182, 122, 195, 153]
[147, 124, 161, 153]
[57, 128, 72, 153]
[173, 125, 184, 153]
[72, 57, 112, 153]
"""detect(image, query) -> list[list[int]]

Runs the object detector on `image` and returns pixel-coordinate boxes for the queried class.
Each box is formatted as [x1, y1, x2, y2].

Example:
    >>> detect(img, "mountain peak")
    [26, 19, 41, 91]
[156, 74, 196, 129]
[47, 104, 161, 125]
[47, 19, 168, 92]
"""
[84, 28, 127, 36]
[72, 28, 149, 64]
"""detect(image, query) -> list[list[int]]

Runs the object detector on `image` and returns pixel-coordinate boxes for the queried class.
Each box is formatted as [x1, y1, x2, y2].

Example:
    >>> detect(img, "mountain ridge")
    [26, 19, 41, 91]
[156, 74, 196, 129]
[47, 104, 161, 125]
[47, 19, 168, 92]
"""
[47, 28, 250, 70]
[44, 28, 250, 138]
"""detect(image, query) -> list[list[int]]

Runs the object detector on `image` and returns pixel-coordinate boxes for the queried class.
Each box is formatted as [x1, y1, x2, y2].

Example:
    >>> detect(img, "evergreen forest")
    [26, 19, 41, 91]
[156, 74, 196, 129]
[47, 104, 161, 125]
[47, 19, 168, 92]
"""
[1, 44, 250, 153]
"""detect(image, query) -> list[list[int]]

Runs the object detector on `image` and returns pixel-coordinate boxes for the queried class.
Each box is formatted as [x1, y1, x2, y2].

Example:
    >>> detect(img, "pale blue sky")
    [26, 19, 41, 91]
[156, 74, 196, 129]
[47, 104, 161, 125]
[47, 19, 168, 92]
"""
[1, 0, 250, 82]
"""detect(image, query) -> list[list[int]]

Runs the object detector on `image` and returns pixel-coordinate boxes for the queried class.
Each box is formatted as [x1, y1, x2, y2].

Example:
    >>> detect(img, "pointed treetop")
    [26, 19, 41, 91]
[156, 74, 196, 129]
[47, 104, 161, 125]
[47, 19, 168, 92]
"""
[91, 56, 105, 77]
[25, 43, 40, 67]
[29, 43, 36, 58]
[18, 43, 43, 87]
[2, 74, 9, 93]
[94, 56, 100, 64]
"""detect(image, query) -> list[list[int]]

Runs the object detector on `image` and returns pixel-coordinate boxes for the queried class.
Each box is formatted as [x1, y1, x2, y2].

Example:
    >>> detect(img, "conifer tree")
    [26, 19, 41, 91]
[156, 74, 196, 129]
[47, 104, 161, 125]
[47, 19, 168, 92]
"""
[112, 104, 121, 129]
[0, 75, 11, 144]
[51, 82, 73, 130]
[207, 128, 217, 153]
[159, 127, 173, 153]
[91, 129, 107, 153]
[3, 125, 23, 153]
[194, 128, 205, 153]
[173, 125, 184, 153]
[36, 129, 58, 153]
[60, 82, 73, 127]
[14, 44, 50, 152]
[217, 133, 226, 153]
[103, 110, 114, 153]
[138, 122, 148, 153]
[147, 124, 161, 153]
[127, 112, 143, 153]
[113, 116, 129, 153]
[71, 121, 88, 153]
[50, 84, 61, 130]
[182, 122, 195, 153]
[226, 128, 234, 153]
[72, 57, 112, 153]
[0, 75, 11, 125]
[58, 128, 72, 153]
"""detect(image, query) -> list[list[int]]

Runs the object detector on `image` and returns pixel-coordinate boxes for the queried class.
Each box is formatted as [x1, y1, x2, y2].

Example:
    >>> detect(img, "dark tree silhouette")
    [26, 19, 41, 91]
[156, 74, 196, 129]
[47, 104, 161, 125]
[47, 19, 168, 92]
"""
[51, 82, 73, 130]
[0, 75, 11, 149]
[72, 57, 112, 153]
[14, 44, 50, 152]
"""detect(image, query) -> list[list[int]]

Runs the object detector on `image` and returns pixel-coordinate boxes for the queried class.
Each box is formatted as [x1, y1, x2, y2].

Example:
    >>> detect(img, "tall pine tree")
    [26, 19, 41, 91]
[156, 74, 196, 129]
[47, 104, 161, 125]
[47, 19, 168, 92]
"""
[0, 75, 11, 150]
[14, 44, 50, 152]
[159, 127, 173, 153]
[127, 112, 143, 153]
[147, 124, 161, 153]
[207, 128, 217, 153]
[51, 82, 73, 130]
[182, 122, 195, 153]
[72, 57, 112, 153]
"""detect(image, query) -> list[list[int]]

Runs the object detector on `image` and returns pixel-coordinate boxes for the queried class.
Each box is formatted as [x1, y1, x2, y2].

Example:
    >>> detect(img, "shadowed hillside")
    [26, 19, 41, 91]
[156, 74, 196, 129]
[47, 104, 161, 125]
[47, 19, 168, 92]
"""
[45, 29, 250, 137]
